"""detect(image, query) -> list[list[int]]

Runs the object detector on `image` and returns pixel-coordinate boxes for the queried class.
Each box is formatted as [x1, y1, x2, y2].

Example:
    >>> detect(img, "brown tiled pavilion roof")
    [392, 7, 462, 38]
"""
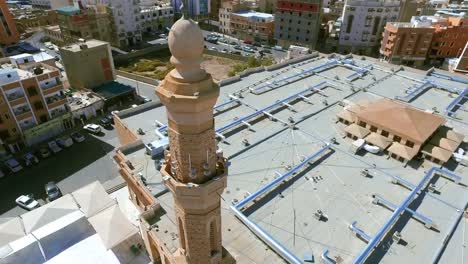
[353, 99, 446, 144]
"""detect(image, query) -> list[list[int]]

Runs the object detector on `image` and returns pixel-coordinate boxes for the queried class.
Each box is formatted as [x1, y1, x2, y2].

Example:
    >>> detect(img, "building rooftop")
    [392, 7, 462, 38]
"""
[233, 10, 274, 21]
[56, 5, 80, 16]
[61, 39, 109, 53]
[117, 53, 468, 264]
[92, 81, 135, 100]
[68, 91, 104, 112]
[0, 181, 148, 264]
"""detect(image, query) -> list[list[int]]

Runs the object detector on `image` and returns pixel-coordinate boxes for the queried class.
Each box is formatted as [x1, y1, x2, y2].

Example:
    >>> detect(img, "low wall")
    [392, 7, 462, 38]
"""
[116, 101, 162, 119]
[265, 52, 319, 71]
[238, 66, 265, 77]
[116, 70, 160, 86]
[114, 44, 169, 65]
[204, 49, 248, 61]
[218, 75, 241, 86]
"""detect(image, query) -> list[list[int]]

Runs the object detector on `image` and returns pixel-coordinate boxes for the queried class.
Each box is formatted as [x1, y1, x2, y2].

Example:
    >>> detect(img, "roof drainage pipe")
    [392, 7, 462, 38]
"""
[431, 199, 468, 264]
[353, 167, 437, 264]
[232, 144, 332, 264]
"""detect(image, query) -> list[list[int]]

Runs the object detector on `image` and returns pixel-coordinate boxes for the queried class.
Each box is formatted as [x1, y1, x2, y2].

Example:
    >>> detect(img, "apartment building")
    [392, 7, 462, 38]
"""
[230, 11, 274, 44]
[338, 0, 400, 55]
[76, 0, 142, 48]
[60, 39, 115, 90]
[57, 5, 116, 46]
[11, 9, 58, 33]
[31, 0, 73, 10]
[429, 15, 468, 60]
[381, 14, 468, 66]
[0, 58, 71, 151]
[219, 0, 255, 35]
[274, 0, 321, 49]
[0, 0, 20, 46]
[380, 18, 434, 66]
[44, 25, 65, 45]
[139, 3, 174, 33]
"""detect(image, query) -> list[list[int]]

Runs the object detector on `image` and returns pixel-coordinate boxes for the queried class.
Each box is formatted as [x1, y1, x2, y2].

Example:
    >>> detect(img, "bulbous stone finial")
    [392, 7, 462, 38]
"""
[168, 18, 206, 82]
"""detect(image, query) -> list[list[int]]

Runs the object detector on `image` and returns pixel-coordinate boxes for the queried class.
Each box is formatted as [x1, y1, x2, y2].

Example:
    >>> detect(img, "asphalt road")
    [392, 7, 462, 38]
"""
[0, 126, 122, 218]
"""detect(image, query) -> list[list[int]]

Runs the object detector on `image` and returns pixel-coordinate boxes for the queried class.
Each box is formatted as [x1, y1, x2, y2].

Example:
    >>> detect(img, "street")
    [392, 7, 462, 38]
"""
[0, 126, 122, 218]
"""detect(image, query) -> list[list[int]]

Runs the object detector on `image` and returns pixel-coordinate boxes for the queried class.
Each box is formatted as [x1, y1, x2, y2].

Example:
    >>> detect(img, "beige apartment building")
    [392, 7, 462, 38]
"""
[0, 57, 72, 152]
[60, 39, 115, 90]
[57, 5, 117, 46]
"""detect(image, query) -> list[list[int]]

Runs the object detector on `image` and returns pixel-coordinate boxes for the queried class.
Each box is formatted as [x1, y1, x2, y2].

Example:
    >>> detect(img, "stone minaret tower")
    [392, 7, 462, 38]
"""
[156, 17, 228, 264]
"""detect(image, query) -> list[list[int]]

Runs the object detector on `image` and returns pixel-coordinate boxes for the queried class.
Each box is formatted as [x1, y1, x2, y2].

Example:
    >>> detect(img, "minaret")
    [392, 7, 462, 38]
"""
[156, 17, 228, 264]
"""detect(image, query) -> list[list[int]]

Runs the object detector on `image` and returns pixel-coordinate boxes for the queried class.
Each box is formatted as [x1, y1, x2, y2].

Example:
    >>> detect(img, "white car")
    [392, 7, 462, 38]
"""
[48, 140, 62, 153]
[16, 195, 39, 211]
[56, 136, 73, 148]
[83, 124, 101, 134]
[4, 159, 23, 173]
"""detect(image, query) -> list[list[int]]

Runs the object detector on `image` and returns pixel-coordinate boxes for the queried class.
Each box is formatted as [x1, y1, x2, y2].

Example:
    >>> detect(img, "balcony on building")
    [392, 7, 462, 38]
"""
[42, 83, 63, 95]
[5, 89, 26, 107]
[46, 94, 68, 109]
[50, 105, 68, 119]
[18, 117, 37, 131]
[13, 105, 33, 120]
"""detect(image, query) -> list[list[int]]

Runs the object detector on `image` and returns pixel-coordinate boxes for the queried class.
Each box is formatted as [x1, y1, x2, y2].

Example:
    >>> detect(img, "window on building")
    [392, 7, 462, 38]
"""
[34, 101, 44, 110]
[358, 121, 367, 127]
[0, 116, 3, 124]
[393, 135, 401, 142]
[372, 17, 381, 35]
[405, 140, 414, 148]
[346, 15, 354, 33]
[4, 113, 9, 120]
[27, 87, 38, 97]
[381, 130, 389, 137]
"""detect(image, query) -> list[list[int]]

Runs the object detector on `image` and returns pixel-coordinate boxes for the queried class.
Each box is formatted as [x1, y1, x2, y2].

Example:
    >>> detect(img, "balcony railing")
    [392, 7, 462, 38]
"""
[50, 108, 67, 119]
[42, 84, 63, 95]
[6, 92, 25, 101]
[41, 82, 61, 91]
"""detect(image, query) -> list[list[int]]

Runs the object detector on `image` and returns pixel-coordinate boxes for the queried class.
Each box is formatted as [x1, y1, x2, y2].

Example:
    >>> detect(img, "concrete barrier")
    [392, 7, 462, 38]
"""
[116, 70, 160, 86]
[114, 44, 169, 65]
[203, 49, 249, 61]
[218, 75, 241, 86]
[117, 101, 162, 119]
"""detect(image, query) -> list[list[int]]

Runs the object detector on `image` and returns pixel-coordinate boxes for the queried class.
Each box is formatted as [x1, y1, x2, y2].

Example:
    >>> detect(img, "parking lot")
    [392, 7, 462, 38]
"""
[0, 124, 122, 218]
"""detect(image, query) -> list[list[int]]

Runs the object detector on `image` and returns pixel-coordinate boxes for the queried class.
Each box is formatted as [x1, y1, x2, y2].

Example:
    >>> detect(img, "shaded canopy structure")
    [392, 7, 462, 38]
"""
[88, 204, 138, 249]
[21, 195, 79, 233]
[72, 181, 116, 217]
[0, 218, 25, 248]
[365, 132, 393, 150]
[345, 123, 370, 138]
[388, 142, 419, 160]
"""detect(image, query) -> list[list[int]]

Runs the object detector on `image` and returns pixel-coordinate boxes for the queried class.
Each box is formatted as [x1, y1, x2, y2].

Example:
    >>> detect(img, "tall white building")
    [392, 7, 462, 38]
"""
[75, 0, 142, 47]
[339, 0, 400, 55]
[171, 0, 210, 17]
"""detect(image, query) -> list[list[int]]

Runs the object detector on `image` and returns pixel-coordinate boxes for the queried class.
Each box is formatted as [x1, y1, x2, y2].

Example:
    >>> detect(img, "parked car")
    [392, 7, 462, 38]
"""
[84, 124, 101, 134]
[273, 45, 283, 51]
[4, 159, 23, 173]
[45, 182, 62, 202]
[38, 148, 51, 159]
[262, 48, 272, 54]
[16, 194, 39, 210]
[56, 136, 73, 148]
[206, 37, 218, 44]
[48, 140, 62, 153]
[231, 50, 241, 55]
[262, 44, 272, 49]
[158, 33, 167, 39]
[99, 118, 112, 128]
[221, 48, 228, 53]
[243, 40, 252, 44]
[140, 95, 152, 103]
[252, 42, 262, 47]
[208, 46, 217, 51]
[243, 46, 254, 53]
[106, 114, 115, 124]
[233, 45, 242, 50]
[71, 132, 85, 143]
[23, 153, 39, 167]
